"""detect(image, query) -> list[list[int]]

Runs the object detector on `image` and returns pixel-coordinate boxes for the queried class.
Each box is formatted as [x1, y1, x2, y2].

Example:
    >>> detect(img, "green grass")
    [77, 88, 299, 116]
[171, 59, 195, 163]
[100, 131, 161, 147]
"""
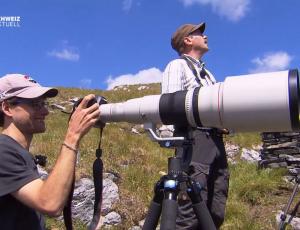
[225, 132, 262, 148]
[223, 163, 287, 230]
[15, 85, 293, 229]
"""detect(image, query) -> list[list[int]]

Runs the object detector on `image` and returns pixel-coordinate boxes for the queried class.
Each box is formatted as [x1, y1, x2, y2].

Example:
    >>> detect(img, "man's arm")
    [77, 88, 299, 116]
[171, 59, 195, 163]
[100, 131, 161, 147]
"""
[12, 94, 100, 217]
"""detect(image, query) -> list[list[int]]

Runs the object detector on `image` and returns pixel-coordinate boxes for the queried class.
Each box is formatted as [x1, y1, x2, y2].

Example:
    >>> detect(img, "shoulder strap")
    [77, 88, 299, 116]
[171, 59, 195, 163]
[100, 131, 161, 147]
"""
[181, 56, 203, 87]
[181, 56, 215, 86]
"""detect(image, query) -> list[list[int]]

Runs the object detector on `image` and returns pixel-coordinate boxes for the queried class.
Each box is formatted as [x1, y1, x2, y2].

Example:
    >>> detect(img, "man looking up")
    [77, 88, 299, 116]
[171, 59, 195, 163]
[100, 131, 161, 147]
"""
[0, 74, 100, 230]
[161, 22, 229, 229]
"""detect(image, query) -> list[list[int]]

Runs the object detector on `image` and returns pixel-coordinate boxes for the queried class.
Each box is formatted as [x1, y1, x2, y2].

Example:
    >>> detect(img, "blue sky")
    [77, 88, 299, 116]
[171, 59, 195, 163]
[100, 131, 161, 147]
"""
[0, 0, 299, 90]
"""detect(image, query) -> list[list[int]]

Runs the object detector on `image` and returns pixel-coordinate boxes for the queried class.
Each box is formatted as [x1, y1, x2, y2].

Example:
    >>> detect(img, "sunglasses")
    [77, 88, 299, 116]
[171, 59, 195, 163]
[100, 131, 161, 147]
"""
[188, 30, 205, 37]
[8, 98, 49, 110]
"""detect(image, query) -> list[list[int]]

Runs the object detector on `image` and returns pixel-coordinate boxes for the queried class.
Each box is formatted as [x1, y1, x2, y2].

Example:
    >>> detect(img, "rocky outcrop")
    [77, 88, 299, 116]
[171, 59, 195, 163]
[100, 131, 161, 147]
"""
[259, 132, 300, 168]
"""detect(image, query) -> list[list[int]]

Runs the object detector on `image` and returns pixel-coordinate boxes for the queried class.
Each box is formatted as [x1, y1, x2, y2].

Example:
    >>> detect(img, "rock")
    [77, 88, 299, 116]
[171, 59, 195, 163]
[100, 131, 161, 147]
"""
[103, 212, 122, 225]
[72, 178, 95, 224]
[252, 144, 262, 151]
[101, 178, 119, 214]
[138, 219, 145, 227]
[266, 141, 298, 149]
[225, 143, 240, 164]
[241, 148, 261, 162]
[158, 125, 174, 138]
[103, 172, 121, 182]
[129, 226, 142, 230]
[69, 97, 80, 103]
[137, 86, 149, 91]
[131, 127, 140, 135]
[37, 168, 120, 227]
[37, 165, 48, 180]
[56, 177, 120, 226]
[50, 103, 66, 111]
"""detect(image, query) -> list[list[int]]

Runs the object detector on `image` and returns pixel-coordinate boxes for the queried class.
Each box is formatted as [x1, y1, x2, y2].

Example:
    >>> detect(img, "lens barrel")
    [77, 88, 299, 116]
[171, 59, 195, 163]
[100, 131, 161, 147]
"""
[100, 69, 300, 133]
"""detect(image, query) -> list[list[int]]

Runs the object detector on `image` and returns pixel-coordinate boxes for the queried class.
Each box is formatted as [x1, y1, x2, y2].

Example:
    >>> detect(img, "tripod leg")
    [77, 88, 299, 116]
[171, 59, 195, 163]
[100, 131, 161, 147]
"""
[192, 202, 216, 230]
[143, 179, 164, 230]
[187, 179, 216, 230]
[143, 201, 162, 230]
[287, 200, 300, 225]
[279, 177, 300, 230]
[160, 192, 178, 230]
[159, 157, 183, 230]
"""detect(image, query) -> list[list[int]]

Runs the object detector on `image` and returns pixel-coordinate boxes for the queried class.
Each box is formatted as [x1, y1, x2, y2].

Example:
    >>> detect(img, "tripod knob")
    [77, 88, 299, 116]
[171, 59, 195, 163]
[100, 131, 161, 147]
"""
[187, 179, 203, 203]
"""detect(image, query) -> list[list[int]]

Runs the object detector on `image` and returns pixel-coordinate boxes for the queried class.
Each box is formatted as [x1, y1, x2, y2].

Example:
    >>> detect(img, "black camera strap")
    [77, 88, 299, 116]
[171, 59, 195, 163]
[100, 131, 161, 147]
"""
[90, 127, 104, 228]
[63, 103, 105, 230]
[63, 127, 104, 230]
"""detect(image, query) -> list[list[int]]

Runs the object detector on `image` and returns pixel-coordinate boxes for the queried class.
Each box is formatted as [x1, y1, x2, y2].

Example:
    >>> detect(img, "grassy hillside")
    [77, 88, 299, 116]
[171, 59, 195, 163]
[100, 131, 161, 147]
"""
[29, 84, 294, 229]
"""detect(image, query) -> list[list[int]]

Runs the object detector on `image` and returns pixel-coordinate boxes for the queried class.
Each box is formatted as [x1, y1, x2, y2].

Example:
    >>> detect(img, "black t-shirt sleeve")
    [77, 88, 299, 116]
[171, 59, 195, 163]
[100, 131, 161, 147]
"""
[0, 147, 39, 196]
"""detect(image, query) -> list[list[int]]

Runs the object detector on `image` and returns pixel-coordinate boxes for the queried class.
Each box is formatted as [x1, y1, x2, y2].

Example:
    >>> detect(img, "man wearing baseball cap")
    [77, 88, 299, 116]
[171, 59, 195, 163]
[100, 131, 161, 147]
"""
[161, 23, 229, 229]
[0, 74, 100, 229]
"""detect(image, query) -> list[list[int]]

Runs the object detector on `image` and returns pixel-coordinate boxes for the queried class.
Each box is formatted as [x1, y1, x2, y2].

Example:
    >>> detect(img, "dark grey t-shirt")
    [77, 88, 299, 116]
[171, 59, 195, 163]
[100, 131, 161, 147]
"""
[0, 134, 45, 230]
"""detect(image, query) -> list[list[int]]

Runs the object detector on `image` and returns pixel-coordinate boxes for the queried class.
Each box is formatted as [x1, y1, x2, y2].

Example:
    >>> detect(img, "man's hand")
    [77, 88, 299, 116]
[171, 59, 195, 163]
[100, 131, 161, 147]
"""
[66, 94, 101, 146]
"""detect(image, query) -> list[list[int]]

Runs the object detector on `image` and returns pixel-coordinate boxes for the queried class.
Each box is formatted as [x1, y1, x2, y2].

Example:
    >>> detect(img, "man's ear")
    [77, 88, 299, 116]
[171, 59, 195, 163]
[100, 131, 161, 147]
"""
[1, 101, 13, 118]
[183, 36, 193, 46]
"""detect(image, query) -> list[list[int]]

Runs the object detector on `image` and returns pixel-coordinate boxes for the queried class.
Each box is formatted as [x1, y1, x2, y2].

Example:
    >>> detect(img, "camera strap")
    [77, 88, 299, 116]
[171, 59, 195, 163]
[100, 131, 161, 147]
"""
[63, 105, 105, 230]
[90, 127, 104, 228]
[63, 127, 104, 230]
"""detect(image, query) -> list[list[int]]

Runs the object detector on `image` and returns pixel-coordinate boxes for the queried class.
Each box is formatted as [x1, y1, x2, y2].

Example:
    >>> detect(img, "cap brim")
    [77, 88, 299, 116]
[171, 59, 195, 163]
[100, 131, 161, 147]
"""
[191, 22, 206, 34]
[17, 87, 58, 99]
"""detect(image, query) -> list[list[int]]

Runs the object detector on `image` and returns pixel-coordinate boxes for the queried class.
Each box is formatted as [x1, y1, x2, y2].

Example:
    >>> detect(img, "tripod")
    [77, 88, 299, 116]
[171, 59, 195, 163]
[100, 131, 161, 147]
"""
[278, 168, 300, 230]
[142, 125, 217, 230]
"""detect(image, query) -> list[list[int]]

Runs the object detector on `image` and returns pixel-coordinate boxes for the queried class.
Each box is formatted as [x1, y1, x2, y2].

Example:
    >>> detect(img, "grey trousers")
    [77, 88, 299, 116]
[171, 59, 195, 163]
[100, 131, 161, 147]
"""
[174, 128, 229, 229]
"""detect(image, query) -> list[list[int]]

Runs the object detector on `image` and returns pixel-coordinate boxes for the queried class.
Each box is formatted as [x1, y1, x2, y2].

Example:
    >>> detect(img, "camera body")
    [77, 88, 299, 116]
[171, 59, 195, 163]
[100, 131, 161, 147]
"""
[74, 95, 108, 128]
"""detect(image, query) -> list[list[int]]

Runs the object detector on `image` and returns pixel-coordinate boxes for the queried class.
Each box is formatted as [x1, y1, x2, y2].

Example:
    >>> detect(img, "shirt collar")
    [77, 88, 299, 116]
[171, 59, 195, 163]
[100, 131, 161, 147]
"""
[182, 54, 205, 68]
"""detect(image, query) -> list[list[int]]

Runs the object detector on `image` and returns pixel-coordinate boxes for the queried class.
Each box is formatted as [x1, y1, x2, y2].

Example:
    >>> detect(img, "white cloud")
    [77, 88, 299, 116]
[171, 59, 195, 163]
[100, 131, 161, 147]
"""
[179, 0, 250, 22]
[48, 48, 80, 61]
[249, 51, 293, 73]
[79, 78, 92, 89]
[122, 0, 133, 12]
[106, 67, 162, 90]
